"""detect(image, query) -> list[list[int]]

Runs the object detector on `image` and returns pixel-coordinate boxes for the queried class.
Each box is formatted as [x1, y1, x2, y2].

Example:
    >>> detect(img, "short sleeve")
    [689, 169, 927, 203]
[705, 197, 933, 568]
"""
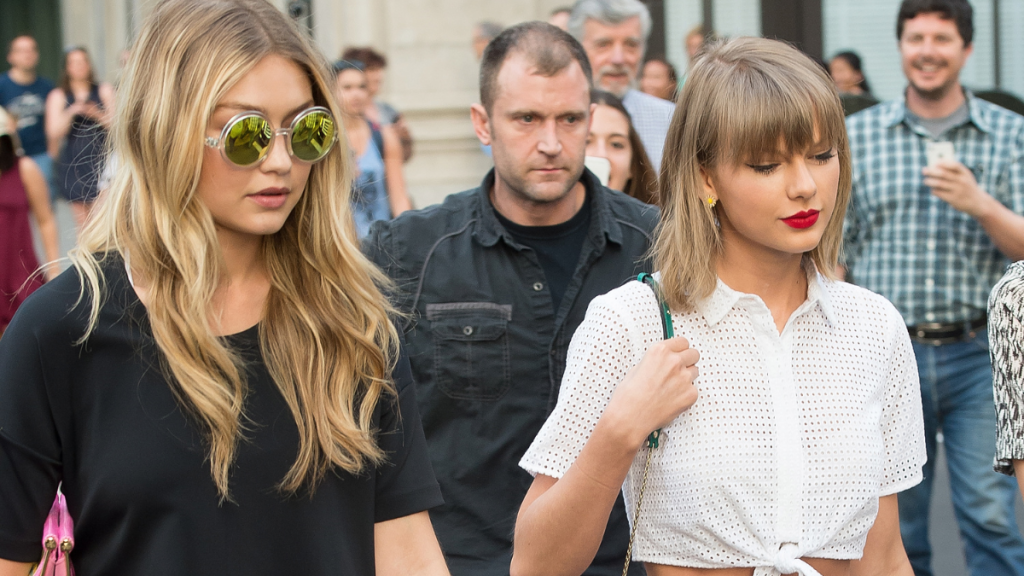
[990, 265, 1024, 475]
[373, 336, 444, 522]
[1007, 136, 1024, 215]
[520, 292, 639, 479]
[0, 292, 65, 561]
[878, 306, 927, 495]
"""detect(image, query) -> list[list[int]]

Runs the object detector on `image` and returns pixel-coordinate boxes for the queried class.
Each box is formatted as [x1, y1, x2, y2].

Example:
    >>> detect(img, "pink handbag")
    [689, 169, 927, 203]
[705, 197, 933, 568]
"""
[32, 490, 75, 576]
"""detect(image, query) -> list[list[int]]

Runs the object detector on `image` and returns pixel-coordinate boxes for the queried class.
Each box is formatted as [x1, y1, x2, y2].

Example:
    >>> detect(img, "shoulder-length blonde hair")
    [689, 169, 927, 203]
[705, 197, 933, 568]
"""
[69, 0, 397, 500]
[653, 37, 851, 311]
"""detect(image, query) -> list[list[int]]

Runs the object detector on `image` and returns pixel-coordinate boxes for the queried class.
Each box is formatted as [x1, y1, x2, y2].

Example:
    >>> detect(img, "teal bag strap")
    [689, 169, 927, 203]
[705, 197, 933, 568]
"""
[637, 273, 674, 339]
[622, 273, 675, 575]
[635, 273, 672, 449]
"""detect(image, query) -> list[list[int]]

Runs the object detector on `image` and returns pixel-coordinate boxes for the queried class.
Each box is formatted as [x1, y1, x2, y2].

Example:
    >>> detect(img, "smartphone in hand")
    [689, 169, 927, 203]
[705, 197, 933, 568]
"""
[926, 141, 955, 168]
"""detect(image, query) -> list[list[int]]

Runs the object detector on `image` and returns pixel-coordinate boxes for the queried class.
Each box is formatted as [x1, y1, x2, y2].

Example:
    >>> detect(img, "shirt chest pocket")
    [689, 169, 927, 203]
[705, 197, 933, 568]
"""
[426, 302, 513, 401]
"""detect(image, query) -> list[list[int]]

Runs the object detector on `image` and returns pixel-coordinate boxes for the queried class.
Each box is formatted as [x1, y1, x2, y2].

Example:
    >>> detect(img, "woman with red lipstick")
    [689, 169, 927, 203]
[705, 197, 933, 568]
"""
[513, 37, 924, 576]
[0, 2, 447, 576]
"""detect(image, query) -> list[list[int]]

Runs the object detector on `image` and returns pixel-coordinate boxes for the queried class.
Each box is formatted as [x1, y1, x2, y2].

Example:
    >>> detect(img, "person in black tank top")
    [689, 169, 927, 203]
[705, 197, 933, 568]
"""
[45, 47, 114, 231]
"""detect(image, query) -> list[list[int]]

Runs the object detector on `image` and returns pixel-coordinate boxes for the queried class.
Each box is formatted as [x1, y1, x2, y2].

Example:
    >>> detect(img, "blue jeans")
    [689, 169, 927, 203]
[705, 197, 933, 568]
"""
[28, 153, 55, 200]
[900, 329, 1024, 576]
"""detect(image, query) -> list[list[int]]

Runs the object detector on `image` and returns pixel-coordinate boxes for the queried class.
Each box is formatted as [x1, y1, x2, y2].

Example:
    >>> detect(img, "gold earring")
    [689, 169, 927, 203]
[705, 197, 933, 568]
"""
[706, 196, 717, 208]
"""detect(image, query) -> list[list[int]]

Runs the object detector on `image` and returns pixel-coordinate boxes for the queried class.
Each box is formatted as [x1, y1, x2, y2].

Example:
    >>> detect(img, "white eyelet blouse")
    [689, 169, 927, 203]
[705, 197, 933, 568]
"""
[520, 271, 926, 576]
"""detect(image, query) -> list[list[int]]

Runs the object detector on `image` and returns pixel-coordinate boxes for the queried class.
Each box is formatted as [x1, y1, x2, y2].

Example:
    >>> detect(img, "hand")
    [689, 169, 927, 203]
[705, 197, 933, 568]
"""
[605, 336, 700, 447]
[922, 160, 994, 218]
[66, 101, 89, 117]
[77, 102, 104, 121]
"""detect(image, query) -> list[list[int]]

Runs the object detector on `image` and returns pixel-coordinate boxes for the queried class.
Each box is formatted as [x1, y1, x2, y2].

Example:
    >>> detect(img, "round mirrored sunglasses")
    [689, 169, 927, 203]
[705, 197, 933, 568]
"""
[204, 106, 337, 167]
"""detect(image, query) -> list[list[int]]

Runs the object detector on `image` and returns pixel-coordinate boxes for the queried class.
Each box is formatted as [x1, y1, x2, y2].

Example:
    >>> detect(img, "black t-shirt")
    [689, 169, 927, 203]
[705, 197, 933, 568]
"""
[0, 258, 442, 575]
[494, 191, 592, 314]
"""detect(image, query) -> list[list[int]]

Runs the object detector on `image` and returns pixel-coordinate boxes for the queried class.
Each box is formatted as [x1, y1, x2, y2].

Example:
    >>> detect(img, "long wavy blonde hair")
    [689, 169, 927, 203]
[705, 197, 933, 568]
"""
[69, 0, 398, 499]
[653, 37, 852, 311]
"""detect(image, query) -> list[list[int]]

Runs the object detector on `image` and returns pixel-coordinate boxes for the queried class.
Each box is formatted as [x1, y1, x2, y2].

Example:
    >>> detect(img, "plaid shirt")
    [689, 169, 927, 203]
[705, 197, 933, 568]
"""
[622, 88, 675, 173]
[844, 92, 1024, 326]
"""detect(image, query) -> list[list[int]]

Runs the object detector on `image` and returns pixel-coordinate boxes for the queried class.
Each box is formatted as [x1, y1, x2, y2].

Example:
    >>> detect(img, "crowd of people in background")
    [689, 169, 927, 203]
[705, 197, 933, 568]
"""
[0, 1, 1023, 576]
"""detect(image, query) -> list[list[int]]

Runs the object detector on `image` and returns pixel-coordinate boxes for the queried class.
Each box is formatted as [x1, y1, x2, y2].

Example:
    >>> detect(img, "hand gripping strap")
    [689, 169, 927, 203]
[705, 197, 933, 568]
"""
[622, 273, 676, 575]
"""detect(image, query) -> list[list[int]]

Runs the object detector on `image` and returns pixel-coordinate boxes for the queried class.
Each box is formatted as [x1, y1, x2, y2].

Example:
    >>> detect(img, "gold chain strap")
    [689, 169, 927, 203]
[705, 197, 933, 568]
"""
[622, 430, 660, 576]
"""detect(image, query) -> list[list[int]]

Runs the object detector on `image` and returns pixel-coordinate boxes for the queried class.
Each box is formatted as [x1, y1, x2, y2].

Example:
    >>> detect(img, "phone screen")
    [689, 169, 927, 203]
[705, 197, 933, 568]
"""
[584, 156, 611, 187]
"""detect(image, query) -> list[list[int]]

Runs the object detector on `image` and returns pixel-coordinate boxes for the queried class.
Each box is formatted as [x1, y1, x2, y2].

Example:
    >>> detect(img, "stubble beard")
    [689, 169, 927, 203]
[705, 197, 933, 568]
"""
[597, 64, 635, 99]
[910, 77, 957, 101]
[907, 58, 959, 102]
[501, 163, 585, 207]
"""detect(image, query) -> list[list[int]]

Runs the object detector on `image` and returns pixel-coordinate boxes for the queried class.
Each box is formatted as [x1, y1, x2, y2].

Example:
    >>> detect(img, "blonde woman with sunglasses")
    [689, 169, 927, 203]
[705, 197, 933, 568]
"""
[0, 1, 448, 575]
[512, 38, 924, 576]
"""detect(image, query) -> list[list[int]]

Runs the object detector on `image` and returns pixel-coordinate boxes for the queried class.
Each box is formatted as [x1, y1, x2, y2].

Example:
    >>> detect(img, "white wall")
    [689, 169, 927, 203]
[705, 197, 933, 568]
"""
[664, 0, 702, 77]
[713, 0, 761, 40]
[999, 0, 1024, 98]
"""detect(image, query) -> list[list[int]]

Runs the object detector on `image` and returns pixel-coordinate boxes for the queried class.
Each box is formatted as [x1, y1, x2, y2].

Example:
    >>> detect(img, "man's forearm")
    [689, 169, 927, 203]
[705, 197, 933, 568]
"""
[976, 194, 1024, 260]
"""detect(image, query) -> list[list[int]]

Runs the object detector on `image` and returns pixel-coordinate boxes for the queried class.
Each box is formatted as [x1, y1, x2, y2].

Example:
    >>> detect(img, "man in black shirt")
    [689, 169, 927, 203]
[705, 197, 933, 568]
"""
[364, 22, 658, 576]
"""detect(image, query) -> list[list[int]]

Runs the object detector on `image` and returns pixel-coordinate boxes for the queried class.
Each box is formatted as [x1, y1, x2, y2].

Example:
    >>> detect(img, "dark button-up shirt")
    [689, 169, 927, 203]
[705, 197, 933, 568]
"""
[364, 169, 659, 576]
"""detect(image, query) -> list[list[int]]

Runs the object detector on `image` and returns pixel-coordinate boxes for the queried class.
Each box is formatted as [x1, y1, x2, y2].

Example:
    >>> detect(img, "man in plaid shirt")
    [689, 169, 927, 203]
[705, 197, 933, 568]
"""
[844, 1, 1024, 574]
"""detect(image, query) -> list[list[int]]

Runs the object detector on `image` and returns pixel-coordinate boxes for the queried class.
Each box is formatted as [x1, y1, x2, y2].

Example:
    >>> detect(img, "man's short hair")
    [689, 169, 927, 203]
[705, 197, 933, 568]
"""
[341, 46, 387, 70]
[479, 21, 593, 112]
[897, 0, 973, 46]
[476, 21, 505, 42]
[7, 34, 36, 55]
[567, 0, 653, 43]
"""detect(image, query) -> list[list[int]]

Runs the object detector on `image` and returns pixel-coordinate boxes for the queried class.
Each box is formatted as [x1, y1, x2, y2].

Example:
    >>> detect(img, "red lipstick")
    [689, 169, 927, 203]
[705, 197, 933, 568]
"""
[782, 209, 819, 229]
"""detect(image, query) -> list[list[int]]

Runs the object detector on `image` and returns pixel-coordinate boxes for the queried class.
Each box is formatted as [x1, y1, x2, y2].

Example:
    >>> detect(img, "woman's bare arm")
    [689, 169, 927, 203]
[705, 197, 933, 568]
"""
[511, 337, 699, 576]
[375, 511, 449, 576]
[19, 157, 60, 279]
[0, 558, 33, 576]
[851, 494, 914, 576]
[96, 83, 116, 128]
[381, 125, 412, 216]
[1014, 461, 1024, 501]
[44, 89, 73, 158]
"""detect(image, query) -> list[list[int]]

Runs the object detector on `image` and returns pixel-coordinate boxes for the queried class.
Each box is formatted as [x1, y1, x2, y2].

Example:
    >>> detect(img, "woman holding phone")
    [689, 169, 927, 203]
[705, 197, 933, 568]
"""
[586, 90, 658, 206]
[0, 1, 447, 575]
[512, 37, 924, 576]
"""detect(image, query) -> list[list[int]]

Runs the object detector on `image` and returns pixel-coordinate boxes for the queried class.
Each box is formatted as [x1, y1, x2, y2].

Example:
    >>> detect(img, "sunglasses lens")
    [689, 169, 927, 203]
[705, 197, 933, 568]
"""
[290, 109, 336, 163]
[223, 115, 273, 166]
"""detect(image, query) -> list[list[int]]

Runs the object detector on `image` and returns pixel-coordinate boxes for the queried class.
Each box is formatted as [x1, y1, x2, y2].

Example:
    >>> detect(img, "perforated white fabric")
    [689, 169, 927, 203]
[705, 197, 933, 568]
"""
[520, 272, 926, 574]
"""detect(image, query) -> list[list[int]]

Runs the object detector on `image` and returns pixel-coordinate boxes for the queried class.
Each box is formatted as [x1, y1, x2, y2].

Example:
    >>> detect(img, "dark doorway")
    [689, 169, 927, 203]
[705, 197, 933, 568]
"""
[643, 0, 666, 60]
[761, 0, 823, 60]
[0, 0, 63, 83]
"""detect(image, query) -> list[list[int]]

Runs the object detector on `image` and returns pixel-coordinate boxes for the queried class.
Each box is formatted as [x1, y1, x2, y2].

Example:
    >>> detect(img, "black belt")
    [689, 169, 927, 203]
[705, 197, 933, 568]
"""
[908, 315, 987, 346]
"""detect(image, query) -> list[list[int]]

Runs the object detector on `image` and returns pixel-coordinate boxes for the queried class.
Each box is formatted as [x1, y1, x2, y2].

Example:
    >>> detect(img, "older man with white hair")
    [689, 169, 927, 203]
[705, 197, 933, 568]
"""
[569, 0, 675, 173]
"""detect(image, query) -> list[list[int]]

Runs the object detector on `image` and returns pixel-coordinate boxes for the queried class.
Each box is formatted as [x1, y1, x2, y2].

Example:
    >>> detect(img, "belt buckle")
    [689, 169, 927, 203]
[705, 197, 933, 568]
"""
[910, 317, 985, 346]
[914, 333, 960, 346]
